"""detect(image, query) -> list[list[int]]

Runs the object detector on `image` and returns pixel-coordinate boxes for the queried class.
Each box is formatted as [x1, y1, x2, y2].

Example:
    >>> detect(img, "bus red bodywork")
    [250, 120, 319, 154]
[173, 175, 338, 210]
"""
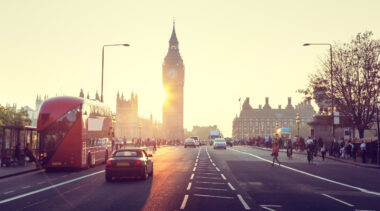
[37, 96, 113, 169]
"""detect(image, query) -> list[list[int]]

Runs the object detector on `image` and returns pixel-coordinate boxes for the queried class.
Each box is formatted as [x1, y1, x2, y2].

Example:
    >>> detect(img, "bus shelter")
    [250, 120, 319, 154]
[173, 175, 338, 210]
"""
[0, 126, 39, 167]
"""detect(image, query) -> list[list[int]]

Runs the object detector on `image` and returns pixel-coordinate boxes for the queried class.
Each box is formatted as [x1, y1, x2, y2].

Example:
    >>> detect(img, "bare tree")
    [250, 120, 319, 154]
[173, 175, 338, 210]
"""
[301, 31, 380, 138]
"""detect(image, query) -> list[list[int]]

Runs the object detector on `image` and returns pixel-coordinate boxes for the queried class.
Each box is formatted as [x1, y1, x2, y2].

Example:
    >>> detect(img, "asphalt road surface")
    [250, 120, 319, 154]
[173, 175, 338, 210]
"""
[0, 145, 379, 211]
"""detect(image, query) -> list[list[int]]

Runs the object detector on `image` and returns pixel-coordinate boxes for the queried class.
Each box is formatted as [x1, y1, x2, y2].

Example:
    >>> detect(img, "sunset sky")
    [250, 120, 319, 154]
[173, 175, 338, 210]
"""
[1, 0, 379, 137]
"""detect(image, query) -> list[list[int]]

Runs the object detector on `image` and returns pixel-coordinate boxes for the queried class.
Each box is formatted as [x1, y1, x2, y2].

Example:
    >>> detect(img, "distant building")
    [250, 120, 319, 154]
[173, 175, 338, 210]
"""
[115, 92, 162, 140]
[115, 92, 139, 139]
[23, 95, 46, 126]
[232, 97, 316, 139]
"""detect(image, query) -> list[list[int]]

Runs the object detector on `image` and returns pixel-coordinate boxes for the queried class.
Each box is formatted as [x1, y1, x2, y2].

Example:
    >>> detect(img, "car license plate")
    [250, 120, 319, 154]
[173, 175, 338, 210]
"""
[117, 162, 130, 166]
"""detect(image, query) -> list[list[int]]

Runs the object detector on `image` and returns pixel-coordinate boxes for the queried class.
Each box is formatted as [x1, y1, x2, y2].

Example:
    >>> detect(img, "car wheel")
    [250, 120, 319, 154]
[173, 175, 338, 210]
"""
[141, 167, 148, 180]
[105, 174, 112, 182]
[148, 165, 153, 176]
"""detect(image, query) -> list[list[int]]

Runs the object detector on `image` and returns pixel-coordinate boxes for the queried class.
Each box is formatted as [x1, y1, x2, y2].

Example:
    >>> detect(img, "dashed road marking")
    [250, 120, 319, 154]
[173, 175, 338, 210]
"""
[180, 194, 189, 209]
[3, 191, 14, 195]
[194, 194, 234, 199]
[21, 186, 32, 189]
[196, 176, 221, 179]
[196, 181, 225, 185]
[187, 182, 192, 191]
[322, 193, 354, 207]
[215, 167, 220, 171]
[193, 167, 197, 171]
[198, 172, 219, 175]
[237, 194, 251, 210]
[260, 205, 281, 211]
[228, 182, 236, 191]
[37, 182, 45, 185]
[221, 174, 227, 180]
[194, 187, 228, 191]
[190, 173, 194, 180]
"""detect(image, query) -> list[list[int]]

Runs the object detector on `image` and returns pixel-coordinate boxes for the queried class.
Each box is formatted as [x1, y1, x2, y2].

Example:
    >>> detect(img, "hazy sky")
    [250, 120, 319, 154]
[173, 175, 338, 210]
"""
[1, 0, 379, 137]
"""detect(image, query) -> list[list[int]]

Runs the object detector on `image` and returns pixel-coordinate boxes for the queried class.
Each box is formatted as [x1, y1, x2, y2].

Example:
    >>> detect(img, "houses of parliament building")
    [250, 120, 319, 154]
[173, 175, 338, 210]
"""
[232, 97, 316, 139]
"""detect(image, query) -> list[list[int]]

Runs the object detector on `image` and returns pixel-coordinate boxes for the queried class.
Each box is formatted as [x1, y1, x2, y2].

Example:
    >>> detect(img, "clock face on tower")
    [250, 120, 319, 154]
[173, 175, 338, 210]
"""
[168, 68, 177, 78]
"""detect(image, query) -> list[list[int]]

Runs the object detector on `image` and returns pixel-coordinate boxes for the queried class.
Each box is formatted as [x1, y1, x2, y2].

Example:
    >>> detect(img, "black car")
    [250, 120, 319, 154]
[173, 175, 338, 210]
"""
[105, 149, 153, 181]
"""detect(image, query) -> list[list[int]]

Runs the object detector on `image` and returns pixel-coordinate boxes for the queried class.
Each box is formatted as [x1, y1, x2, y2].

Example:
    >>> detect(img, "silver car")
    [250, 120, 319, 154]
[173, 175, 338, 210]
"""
[213, 138, 227, 150]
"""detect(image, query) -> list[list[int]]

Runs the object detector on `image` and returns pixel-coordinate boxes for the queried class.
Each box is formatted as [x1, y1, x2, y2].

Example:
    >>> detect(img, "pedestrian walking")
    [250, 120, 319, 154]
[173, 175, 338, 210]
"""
[286, 139, 292, 159]
[306, 142, 313, 164]
[321, 144, 326, 161]
[272, 142, 281, 166]
[360, 141, 366, 163]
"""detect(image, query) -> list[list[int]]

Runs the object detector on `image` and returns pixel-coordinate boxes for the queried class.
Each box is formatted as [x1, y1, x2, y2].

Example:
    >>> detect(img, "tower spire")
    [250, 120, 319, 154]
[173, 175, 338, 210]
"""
[169, 19, 178, 44]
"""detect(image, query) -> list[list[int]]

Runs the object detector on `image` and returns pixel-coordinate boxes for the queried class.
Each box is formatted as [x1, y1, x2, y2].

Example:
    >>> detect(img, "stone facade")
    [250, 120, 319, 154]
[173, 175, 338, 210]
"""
[232, 97, 316, 139]
[115, 92, 139, 139]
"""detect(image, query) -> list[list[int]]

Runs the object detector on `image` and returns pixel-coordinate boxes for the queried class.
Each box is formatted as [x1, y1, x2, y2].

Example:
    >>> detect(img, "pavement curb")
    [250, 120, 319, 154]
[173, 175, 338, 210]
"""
[242, 145, 380, 169]
[0, 168, 44, 180]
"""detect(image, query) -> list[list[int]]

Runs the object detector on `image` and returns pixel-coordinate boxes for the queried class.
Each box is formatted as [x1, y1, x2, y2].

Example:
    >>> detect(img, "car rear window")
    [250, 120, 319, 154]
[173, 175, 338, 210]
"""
[114, 151, 142, 157]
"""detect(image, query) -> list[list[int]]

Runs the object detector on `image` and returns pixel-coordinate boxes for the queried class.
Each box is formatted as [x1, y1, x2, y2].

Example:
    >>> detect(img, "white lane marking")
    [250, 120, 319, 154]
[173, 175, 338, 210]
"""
[228, 182, 236, 191]
[215, 167, 220, 171]
[230, 148, 380, 196]
[37, 182, 45, 185]
[210, 159, 213, 162]
[0, 170, 104, 204]
[198, 172, 219, 175]
[196, 181, 225, 185]
[193, 167, 196, 171]
[322, 193, 354, 207]
[197, 170, 217, 172]
[221, 174, 227, 180]
[194, 187, 228, 191]
[197, 176, 221, 179]
[190, 173, 194, 180]
[260, 205, 281, 211]
[194, 194, 234, 199]
[194, 163, 198, 167]
[180, 194, 189, 209]
[196, 159, 199, 162]
[3, 191, 14, 195]
[21, 186, 32, 189]
[212, 163, 216, 166]
[237, 194, 251, 210]
[187, 182, 192, 191]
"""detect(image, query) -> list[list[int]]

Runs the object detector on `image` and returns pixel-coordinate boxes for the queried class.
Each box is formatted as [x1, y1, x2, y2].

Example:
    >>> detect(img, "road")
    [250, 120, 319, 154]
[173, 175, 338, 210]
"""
[0, 145, 379, 211]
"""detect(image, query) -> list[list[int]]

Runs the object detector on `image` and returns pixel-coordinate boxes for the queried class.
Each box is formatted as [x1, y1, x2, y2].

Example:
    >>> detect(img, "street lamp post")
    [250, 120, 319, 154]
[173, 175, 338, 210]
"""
[101, 43, 130, 102]
[376, 98, 380, 165]
[296, 113, 300, 138]
[303, 43, 334, 138]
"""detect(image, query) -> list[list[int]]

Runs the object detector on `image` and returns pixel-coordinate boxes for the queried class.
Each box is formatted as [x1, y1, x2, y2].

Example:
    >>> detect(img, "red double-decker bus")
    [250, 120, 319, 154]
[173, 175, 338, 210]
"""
[37, 96, 113, 169]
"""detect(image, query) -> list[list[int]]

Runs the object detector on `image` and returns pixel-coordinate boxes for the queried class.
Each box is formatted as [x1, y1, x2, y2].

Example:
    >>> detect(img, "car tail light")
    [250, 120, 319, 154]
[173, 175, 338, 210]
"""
[106, 161, 112, 166]
[135, 160, 142, 166]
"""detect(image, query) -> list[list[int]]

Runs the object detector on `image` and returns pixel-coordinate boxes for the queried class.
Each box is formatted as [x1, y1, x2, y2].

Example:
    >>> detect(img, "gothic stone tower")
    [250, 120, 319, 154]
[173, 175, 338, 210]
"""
[162, 22, 184, 140]
[115, 92, 138, 139]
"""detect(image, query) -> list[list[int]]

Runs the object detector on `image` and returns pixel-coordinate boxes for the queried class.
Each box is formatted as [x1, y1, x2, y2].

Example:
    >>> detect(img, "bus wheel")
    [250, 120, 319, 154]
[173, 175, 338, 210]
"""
[87, 153, 93, 168]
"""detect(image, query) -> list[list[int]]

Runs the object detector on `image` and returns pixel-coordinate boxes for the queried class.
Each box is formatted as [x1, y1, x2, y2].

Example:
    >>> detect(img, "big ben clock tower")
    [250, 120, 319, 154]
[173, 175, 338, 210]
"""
[162, 21, 184, 141]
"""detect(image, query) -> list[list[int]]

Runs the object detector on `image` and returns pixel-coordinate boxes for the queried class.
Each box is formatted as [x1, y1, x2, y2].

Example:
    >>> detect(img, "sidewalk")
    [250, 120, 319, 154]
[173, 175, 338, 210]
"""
[244, 145, 380, 169]
[0, 164, 42, 179]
